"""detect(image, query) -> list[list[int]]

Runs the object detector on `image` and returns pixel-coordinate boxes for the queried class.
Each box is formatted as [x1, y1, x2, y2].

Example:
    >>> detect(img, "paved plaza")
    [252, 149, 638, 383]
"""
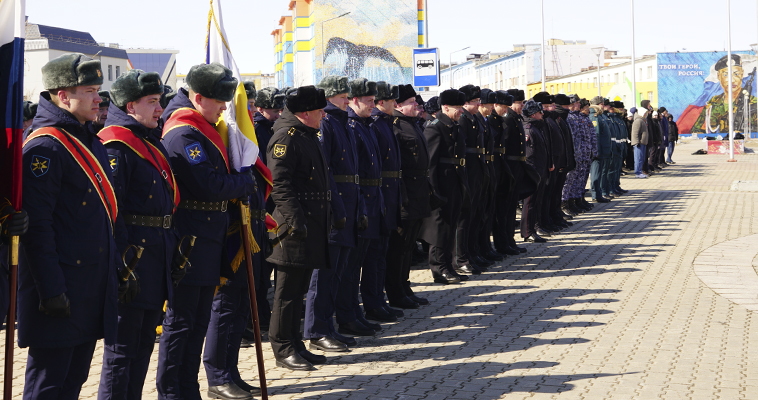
[3, 139, 758, 399]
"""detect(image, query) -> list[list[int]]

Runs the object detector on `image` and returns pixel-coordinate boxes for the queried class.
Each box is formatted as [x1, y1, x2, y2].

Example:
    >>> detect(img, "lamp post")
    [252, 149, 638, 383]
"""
[727, 0, 735, 162]
[592, 47, 604, 97]
[630, 0, 637, 106]
[450, 46, 470, 88]
[541, 0, 546, 92]
[321, 12, 351, 64]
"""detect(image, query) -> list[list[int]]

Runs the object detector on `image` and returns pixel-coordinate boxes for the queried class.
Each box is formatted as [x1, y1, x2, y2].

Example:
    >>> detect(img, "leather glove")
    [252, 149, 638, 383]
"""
[118, 270, 141, 304]
[171, 260, 188, 288]
[332, 217, 346, 230]
[290, 225, 308, 241]
[358, 215, 369, 231]
[39, 293, 71, 318]
[246, 169, 259, 195]
[2, 207, 28, 239]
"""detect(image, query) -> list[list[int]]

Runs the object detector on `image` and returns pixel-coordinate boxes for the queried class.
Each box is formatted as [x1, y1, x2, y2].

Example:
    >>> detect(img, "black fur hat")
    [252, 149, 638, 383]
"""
[244, 81, 257, 100]
[375, 81, 399, 101]
[458, 85, 481, 102]
[554, 94, 571, 106]
[42, 53, 103, 90]
[256, 87, 286, 110]
[23, 101, 37, 121]
[439, 89, 465, 106]
[533, 91, 554, 105]
[160, 85, 175, 109]
[495, 91, 513, 106]
[110, 69, 164, 108]
[506, 89, 525, 102]
[415, 95, 425, 107]
[603, 98, 611, 106]
[579, 98, 590, 109]
[286, 85, 327, 113]
[480, 89, 497, 104]
[186, 62, 238, 102]
[424, 96, 441, 114]
[98, 91, 111, 108]
[397, 84, 417, 104]
[522, 99, 544, 117]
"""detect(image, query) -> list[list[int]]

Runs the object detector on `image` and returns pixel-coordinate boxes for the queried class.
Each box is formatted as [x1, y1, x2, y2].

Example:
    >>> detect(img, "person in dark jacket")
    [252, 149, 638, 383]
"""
[658, 107, 670, 167]
[423, 96, 441, 127]
[487, 90, 514, 255]
[266, 85, 331, 371]
[387, 84, 432, 306]
[89, 90, 111, 134]
[253, 87, 284, 167]
[551, 94, 577, 224]
[157, 63, 257, 399]
[646, 110, 662, 173]
[533, 92, 566, 233]
[244, 82, 256, 110]
[20, 53, 135, 400]
[521, 100, 552, 243]
[419, 89, 470, 284]
[97, 70, 186, 400]
[667, 114, 678, 163]
[476, 89, 503, 263]
[588, 96, 611, 202]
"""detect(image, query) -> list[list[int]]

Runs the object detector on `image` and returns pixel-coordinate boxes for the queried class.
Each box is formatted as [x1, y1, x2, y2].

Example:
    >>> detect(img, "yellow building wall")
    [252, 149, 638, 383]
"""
[526, 80, 658, 107]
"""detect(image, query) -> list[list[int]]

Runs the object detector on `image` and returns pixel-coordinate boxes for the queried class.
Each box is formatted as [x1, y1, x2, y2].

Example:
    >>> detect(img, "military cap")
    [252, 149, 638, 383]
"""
[640, 99, 651, 109]
[480, 89, 496, 104]
[579, 98, 590, 109]
[256, 87, 286, 109]
[348, 78, 377, 99]
[42, 53, 103, 90]
[397, 84, 417, 104]
[424, 96, 441, 114]
[715, 54, 741, 71]
[244, 81, 257, 100]
[569, 94, 580, 104]
[522, 100, 543, 117]
[317, 76, 350, 98]
[439, 89, 465, 106]
[590, 96, 604, 105]
[110, 69, 164, 108]
[415, 95, 425, 107]
[286, 85, 327, 113]
[23, 101, 38, 122]
[507, 89, 525, 102]
[375, 81, 399, 101]
[98, 91, 111, 108]
[495, 90, 513, 106]
[458, 85, 481, 102]
[186, 62, 238, 102]
[533, 91, 554, 105]
[554, 94, 571, 106]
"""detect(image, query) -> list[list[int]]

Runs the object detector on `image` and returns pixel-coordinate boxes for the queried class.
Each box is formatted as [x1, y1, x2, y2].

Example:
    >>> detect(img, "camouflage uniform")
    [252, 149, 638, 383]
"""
[563, 110, 594, 201]
[693, 92, 757, 134]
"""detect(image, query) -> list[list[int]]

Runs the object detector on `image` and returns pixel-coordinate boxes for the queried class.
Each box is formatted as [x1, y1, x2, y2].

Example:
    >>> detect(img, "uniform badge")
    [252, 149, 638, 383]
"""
[592, 120, 598, 127]
[184, 142, 206, 165]
[273, 144, 287, 158]
[316, 131, 323, 142]
[108, 154, 119, 174]
[30, 155, 50, 177]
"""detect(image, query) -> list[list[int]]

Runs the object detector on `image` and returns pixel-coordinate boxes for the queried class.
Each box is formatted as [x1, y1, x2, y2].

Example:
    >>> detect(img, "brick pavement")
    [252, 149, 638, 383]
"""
[2, 139, 758, 399]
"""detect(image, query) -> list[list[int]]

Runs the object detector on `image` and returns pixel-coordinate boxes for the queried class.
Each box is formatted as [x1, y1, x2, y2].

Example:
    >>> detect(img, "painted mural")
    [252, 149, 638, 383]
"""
[658, 51, 758, 137]
[314, 0, 420, 85]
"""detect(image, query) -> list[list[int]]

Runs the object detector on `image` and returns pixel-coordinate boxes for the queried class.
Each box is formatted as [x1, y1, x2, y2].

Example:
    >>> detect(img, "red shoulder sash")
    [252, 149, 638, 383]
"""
[162, 107, 229, 172]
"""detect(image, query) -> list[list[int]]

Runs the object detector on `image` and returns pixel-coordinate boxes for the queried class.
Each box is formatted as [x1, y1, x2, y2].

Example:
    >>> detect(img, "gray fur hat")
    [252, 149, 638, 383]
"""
[42, 53, 103, 90]
[375, 81, 399, 101]
[110, 69, 164, 108]
[256, 87, 286, 110]
[186, 63, 238, 102]
[244, 81, 256, 100]
[522, 100, 544, 117]
[98, 91, 111, 108]
[348, 78, 378, 99]
[590, 96, 605, 105]
[317, 76, 350, 98]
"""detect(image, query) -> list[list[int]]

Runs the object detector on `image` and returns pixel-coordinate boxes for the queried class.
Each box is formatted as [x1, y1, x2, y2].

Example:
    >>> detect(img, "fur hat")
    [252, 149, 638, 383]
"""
[348, 79, 377, 98]
[424, 96, 441, 114]
[507, 89, 525, 102]
[256, 87, 286, 109]
[533, 91, 554, 105]
[23, 101, 37, 121]
[554, 94, 571, 106]
[640, 99, 651, 110]
[160, 85, 175, 109]
[569, 94, 580, 104]
[110, 69, 164, 108]
[244, 81, 257, 100]
[458, 85, 481, 102]
[439, 89, 465, 106]
[98, 91, 111, 108]
[415, 95, 425, 107]
[522, 100, 544, 117]
[186, 63, 238, 102]
[579, 99, 590, 109]
[495, 91, 513, 106]
[397, 84, 417, 104]
[590, 96, 604, 105]
[286, 85, 327, 113]
[480, 89, 496, 104]
[317, 75, 350, 98]
[375, 81, 399, 101]
[42, 53, 103, 90]
[603, 98, 611, 106]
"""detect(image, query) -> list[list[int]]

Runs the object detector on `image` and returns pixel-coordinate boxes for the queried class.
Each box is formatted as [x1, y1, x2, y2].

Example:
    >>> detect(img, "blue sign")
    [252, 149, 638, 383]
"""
[413, 48, 439, 87]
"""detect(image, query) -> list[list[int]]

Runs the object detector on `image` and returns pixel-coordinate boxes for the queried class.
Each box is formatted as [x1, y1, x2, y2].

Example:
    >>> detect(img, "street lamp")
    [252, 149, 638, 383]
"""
[592, 47, 604, 97]
[630, 0, 637, 106]
[449, 46, 470, 88]
[727, 0, 735, 162]
[321, 12, 351, 64]
[540, 0, 546, 92]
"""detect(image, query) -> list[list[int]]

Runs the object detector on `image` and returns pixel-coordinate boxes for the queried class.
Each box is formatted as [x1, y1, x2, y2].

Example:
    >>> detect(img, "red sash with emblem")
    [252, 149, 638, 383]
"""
[162, 107, 229, 172]
[99, 126, 181, 209]
[24, 127, 119, 225]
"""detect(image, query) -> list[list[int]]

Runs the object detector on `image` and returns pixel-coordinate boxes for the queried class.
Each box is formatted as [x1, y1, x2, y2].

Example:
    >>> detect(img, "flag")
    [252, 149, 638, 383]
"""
[0, 0, 25, 213]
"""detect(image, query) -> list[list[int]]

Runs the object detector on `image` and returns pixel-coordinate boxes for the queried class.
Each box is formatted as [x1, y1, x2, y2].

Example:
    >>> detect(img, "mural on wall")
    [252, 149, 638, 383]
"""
[659, 51, 758, 137]
[314, 0, 419, 85]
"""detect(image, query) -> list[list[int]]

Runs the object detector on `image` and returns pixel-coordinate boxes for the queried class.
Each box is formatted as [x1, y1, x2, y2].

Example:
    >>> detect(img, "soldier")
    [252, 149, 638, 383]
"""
[22, 101, 37, 132]
[657, 106, 669, 168]
[577, 99, 597, 209]
[551, 94, 576, 223]
[20, 53, 137, 399]
[693, 54, 758, 134]
[266, 85, 331, 371]
[488, 90, 515, 254]
[253, 88, 285, 166]
[365, 81, 405, 321]
[244, 82, 256, 110]
[303, 75, 365, 352]
[610, 101, 629, 195]
[532, 92, 566, 234]
[158, 63, 257, 399]
[387, 84, 432, 307]
[415, 95, 427, 132]
[521, 100, 552, 243]
[90, 90, 111, 134]
[96, 70, 184, 400]
[588, 96, 611, 202]
[501, 89, 533, 253]
[423, 96, 441, 127]
[476, 89, 503, 262]
[564, 97, 594, 213]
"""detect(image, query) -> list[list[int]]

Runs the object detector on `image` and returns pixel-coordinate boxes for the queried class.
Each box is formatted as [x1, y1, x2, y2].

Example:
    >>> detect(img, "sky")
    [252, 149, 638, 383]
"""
[25, 0, 758, 76]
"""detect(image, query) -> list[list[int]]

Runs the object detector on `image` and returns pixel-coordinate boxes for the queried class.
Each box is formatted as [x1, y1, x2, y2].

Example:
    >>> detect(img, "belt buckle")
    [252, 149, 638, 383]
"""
[220, 200, 228, 212]
[163, 215, 172, 229]
[260, 211, 266, 221]
[327, 190, 332, 201]
[161, 170, 168, 179]
[460, 158, 466, 167]
[398, 170, 402, 179]
[355, 174, 360, 185]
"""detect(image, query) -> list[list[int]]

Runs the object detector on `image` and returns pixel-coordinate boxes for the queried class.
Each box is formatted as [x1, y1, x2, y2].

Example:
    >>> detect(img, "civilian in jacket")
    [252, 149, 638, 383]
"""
[667, 114, 678, 164]
[631, 101, 651, 178]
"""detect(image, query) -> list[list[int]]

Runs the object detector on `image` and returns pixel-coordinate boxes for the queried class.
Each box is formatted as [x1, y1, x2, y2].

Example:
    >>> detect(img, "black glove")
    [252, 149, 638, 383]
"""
[238, 196, 250, 206]
[290, 225, 308, 241]
[246, 169, 259, 194]
[2, 207, 28, 239]
[333, 217, 346, 230]
[171, 260, 188, 288]
[118, 270, 140, 304]
[358, 215, 369, 231]
[264, 238, 274, 258]
[39, 293, 71, 318]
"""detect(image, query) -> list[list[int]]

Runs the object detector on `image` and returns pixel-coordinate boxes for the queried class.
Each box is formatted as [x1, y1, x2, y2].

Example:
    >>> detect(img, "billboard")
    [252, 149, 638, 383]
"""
[658, 51, 758, 138]
[314, 0, 421, 85]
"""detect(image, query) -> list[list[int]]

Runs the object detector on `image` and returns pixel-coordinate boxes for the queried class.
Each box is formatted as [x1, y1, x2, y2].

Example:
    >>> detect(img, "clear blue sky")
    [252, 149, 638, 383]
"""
[25, 0, 758, 75]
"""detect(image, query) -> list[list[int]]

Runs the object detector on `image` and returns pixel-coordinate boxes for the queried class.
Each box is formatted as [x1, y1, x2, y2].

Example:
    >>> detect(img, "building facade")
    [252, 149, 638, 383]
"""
[125, 48, 180, 89]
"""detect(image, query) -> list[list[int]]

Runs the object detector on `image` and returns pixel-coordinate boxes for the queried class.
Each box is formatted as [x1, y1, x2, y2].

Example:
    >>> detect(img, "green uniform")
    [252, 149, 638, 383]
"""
[693, 90, 757, 133]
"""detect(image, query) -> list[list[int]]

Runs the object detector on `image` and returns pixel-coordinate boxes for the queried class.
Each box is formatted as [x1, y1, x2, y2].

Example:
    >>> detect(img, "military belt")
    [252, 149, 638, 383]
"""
[507, 156, 526, 161]
[250, 209, 267, 221]
[381, 170, 402, 179]
[360, 178, 383, 187]
[440, 157, 466, 166]
[123, 213, 173, 229]
[178, 200, 228, 212]
[485, 155, 496, 162]
[494, 147, 506, 155]
[404, 169, 429, 177]
[465, 147, 486, 154]
[296, 191, 331, 201]
[333, 174, 360, 184]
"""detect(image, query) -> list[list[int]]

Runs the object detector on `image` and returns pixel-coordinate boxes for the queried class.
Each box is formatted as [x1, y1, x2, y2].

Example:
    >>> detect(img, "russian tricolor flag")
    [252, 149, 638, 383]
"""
[0, 0, 24, 211]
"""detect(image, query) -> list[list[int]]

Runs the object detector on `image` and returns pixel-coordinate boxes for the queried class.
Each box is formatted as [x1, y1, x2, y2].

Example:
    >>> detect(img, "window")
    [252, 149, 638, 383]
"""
[648, 91, 653, 100]
[639, 68, 642, 80]
[115, 66, 120, 78]
[614, 73, 619, 84]
[594, 77, 597, 87]
[108, 65, 113, 81]
[568, 82, 572, 92]
[647, 66, 653, 79]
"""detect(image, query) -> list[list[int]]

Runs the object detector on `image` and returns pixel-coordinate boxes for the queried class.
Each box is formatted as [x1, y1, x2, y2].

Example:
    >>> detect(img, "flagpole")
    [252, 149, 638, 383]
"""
[631, 0, 637, 106]
[541, 0, 546, 92]
[727, 0, 736, 162]
[4, 236, 19, 400]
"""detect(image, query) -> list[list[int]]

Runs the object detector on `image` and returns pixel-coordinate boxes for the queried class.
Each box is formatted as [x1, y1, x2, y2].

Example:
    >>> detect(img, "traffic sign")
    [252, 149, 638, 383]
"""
[413, 48, 439, 87]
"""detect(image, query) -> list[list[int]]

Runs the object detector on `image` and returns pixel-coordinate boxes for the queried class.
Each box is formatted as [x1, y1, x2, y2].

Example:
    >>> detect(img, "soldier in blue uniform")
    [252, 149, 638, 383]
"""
[97, 70, 184, 400]
[89, 90, 111, 134]
[157, 63, 257, 400]
[588, 96, 611, 203]
[564, 98, 594, 214]
[20, 53, 137, 400]
[253, 87, 284, 167]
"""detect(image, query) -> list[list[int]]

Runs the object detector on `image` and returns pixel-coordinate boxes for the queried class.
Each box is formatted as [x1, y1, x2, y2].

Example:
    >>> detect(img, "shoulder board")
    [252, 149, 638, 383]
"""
[431, 119, 439, 125]
[393, 117, 400, 125]
[349, 120, 356, 127]
[324, 114, 331, 121]
[287, 127, 297, 136]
